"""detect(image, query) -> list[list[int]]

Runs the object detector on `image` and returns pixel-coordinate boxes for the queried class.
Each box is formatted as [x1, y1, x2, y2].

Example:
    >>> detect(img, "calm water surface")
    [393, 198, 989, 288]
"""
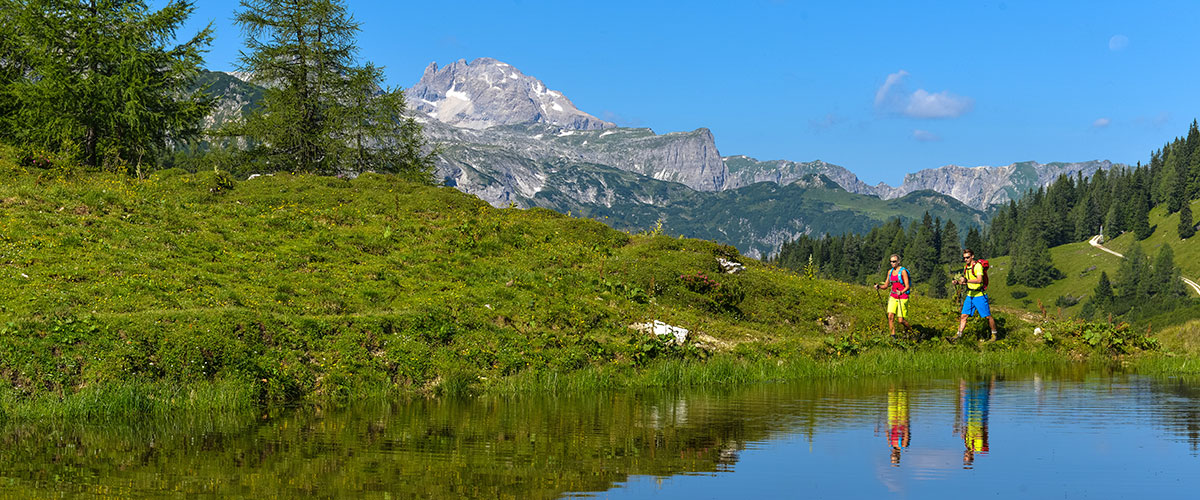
[2, 370, 1199, 498]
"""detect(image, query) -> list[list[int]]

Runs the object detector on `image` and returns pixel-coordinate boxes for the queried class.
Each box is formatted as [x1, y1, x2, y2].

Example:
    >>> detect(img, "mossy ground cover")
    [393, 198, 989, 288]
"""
[0, 149, 1174, 418]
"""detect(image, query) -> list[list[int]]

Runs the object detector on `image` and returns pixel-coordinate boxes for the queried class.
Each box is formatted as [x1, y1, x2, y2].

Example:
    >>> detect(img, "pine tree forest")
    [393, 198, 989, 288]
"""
[774, 119, 1200, 312]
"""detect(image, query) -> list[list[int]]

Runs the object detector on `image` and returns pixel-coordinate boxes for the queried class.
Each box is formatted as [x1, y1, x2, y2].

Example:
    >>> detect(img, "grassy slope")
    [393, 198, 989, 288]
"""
[986, 241, 1123, 318]
[1104, 199, 1200, 350]
[0, 147, 1174, 416]
[984, 198, 1200, 349]
[1104, 199, 1200, 281]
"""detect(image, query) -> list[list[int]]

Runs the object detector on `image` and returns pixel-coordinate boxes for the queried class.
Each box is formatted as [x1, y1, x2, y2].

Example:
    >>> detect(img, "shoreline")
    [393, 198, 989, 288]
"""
[4, 348, 1196, 422]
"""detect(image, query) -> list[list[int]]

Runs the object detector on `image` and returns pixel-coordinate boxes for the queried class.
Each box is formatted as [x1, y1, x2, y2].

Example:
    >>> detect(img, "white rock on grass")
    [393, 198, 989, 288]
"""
[631, 320, 689, 346]
[717, 257, 745, 274]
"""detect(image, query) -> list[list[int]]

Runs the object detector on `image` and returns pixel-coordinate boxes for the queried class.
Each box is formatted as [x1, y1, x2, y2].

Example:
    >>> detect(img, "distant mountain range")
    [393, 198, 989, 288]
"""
[195, 58, 1121, 257]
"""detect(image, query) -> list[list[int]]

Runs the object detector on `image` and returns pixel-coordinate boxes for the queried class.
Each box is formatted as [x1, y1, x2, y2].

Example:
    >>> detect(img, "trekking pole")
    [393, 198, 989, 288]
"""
[951, 274, 965, 338]
[875, 284, 888, 333]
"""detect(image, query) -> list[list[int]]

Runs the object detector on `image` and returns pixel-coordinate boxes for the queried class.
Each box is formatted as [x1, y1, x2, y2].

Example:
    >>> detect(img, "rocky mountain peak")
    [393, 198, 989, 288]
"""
[407, 57, 615, 131]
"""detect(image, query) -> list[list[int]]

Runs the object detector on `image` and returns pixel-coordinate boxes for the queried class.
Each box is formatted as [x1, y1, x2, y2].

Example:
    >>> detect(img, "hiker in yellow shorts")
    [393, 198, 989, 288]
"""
[875, 254, 911, 336]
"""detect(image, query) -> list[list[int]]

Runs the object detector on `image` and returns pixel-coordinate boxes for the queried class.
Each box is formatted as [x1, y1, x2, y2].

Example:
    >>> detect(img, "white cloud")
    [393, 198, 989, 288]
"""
[875, 71, 973, 119]
[905, 89, 974, 119]
[1093, 117, 1111, 128]
[1109, 35, 1129, 51]
[912, 129, 941, 142]
[874, 70, 909, 108]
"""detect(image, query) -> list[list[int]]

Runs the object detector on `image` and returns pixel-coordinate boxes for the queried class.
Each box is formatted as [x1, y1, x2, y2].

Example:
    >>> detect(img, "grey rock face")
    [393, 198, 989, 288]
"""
[192, 71, 261, 131]
[878, 160, 1117, 210]
[723, 155, 1118, 210]
[408, 57, 615, 131]
[723, 156, 874, 193]
[423, 118, 730, 202]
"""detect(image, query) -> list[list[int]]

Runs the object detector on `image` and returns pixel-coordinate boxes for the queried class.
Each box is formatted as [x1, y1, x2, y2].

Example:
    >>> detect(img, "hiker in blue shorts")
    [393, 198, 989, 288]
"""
[952, 248, 998, 341]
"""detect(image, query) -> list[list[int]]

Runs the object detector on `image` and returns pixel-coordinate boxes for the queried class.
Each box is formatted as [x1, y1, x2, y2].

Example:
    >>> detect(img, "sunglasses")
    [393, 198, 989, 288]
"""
[889, 260, 898, 263]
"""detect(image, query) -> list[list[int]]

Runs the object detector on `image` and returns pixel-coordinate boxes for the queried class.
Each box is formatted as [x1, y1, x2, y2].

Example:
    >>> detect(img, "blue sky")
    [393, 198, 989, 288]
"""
[174, 0, 1200, 186]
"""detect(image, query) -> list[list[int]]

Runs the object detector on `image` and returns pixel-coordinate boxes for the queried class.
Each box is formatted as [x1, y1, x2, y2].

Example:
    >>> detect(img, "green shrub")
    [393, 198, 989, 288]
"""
[1055, 294, 1081, 308]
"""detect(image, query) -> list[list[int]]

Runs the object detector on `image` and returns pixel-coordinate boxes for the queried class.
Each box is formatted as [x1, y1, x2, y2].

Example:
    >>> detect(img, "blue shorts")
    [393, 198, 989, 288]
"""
[961, 294, 991, 317]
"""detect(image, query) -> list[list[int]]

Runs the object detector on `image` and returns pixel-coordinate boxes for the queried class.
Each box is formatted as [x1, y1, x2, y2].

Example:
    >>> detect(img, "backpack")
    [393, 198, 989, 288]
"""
[965, 260, 990, 291]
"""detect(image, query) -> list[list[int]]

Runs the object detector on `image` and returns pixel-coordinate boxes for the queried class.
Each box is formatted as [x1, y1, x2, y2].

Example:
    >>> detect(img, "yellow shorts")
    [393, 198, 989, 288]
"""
[887, 297, 908, 318]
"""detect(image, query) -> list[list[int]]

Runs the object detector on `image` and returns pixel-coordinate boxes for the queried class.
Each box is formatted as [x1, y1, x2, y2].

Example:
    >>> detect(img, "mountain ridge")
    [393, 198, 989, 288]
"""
[196, 60, 1117, 255]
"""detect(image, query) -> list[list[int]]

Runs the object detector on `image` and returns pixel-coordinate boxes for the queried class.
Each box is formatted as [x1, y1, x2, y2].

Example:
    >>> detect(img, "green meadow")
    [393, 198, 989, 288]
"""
[0, 147, 1184, 419]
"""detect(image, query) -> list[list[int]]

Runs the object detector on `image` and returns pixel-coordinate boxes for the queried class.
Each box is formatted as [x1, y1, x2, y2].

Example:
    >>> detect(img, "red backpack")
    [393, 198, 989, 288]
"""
[964, 260, 990, 291]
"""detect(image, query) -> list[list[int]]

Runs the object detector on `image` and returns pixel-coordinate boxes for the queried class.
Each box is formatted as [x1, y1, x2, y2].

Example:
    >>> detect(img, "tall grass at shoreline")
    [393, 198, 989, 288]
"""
[0, 380, 258, 421]
[488, 349, 1114, 397]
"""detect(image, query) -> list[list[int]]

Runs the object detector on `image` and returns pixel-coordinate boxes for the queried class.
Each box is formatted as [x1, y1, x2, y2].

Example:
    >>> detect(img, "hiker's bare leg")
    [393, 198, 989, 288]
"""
[987, 316, 998, 340]
[955, 314, 969, 339]
[888, 313, 896, 335]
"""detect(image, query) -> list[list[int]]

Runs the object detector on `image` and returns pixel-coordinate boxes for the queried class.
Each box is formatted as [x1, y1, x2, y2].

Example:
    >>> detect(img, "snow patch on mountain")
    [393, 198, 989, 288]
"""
[408, 57, 614, 131]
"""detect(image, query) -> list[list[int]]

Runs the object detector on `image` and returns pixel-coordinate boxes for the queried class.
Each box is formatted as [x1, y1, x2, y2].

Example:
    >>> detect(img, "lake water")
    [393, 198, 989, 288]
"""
[2, 370, 1199, 498]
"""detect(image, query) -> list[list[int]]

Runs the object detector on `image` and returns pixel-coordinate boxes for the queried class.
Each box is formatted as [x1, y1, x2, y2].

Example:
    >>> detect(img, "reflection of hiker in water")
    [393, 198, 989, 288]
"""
[958, 377, 993, 468]
[886, 388, 911, 466]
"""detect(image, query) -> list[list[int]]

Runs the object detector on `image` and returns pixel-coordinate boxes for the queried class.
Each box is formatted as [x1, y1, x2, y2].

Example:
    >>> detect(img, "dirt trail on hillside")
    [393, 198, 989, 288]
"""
[1088, 234, 1200, 296]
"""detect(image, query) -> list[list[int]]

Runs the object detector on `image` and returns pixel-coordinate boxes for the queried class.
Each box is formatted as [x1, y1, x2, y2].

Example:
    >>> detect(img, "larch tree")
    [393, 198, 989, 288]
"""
[230, 0, 434, 181]
[2, 0, 214, 173]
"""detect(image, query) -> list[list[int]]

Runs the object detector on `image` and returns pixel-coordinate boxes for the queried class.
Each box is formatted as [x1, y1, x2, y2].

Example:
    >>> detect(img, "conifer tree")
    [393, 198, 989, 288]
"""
[1104, 204, 1124, 240]
[963, 226, 984, 257]
[1179, 202, 1196, 239]
[1008, 227, 1061, 288]
[2, 0, 214, 171]
[886, 224, 908, 262]
[1156, 148, 1181, 208]
[904, 212, 938, 283]
[1152, 244, 1185, 299]
[933, 216, 943, 264]
[0, 0, 24, 139]
[1073, 195, 1102, 240]
[1115, 243, 1149, 305]
[1187, 119, 1200, 199]
[929, 264, 949, 299]
[940, 219, 960, 265]
[1093, 271, 1114, 311]
[1131, 191, 1153, 240]
[1168, 167, 1187, 215]
[230, 0, 434, 180]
